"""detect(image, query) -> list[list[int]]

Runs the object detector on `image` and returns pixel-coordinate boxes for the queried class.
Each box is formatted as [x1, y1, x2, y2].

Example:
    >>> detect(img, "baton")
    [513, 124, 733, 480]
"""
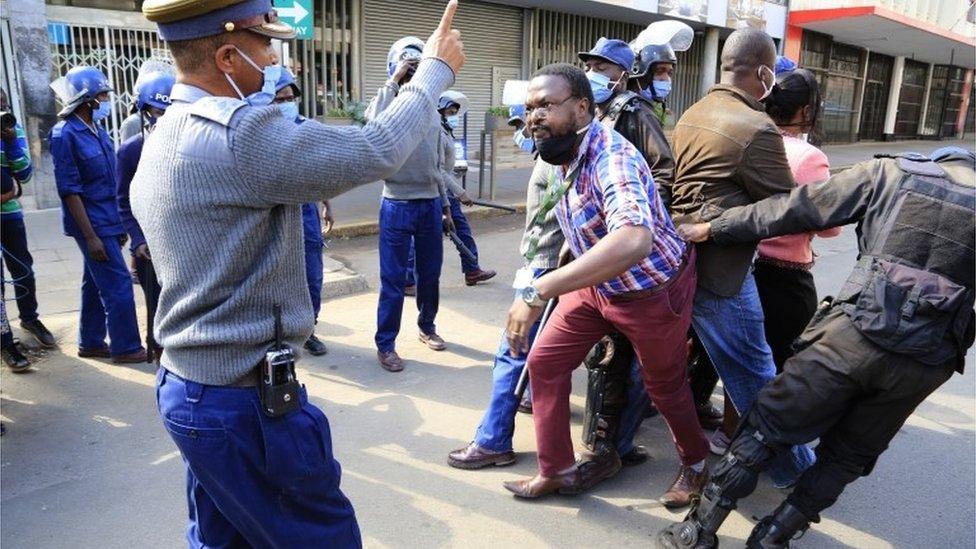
[513, 296, 558, 399]
[145, 259, 158, 364]
[470, 199, 517, 213]
[447, 230, 478, 264]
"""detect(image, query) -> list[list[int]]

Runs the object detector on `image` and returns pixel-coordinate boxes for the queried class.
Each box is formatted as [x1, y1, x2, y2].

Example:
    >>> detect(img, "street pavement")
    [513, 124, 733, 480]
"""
[2, 208, 974, 547]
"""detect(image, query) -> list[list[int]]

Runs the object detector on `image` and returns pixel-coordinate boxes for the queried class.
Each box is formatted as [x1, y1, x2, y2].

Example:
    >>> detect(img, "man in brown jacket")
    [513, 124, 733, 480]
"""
[668, 28, 815, 491]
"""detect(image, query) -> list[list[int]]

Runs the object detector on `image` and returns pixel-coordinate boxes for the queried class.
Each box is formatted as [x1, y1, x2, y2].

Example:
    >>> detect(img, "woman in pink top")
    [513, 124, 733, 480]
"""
[756, 69, 840, 372]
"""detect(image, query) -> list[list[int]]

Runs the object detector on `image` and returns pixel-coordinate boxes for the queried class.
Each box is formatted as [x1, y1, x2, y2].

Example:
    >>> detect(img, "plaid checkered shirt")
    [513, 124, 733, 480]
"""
[554, 122, 686, 296]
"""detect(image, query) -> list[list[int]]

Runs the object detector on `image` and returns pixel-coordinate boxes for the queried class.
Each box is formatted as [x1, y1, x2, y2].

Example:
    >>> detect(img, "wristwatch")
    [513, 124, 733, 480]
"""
[520, 284, 546, 308]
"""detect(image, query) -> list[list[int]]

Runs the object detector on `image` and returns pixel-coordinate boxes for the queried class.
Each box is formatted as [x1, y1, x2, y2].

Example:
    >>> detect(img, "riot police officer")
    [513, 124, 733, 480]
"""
[49, 66, 146, 363]
[134, 0, 464, 545]
[658, 147, 975, 548]
[116, 62, 176, 362]
[273, 68, 331, 356]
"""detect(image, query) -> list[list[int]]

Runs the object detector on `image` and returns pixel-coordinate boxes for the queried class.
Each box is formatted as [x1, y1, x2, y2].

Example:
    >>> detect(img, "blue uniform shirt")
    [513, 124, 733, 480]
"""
[116, 133, 147, 253]
[50, 116, 125, 238]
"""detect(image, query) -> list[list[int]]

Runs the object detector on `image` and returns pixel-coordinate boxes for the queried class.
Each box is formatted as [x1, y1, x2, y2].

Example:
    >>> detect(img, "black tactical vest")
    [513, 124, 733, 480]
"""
[836, 155, 975, 367]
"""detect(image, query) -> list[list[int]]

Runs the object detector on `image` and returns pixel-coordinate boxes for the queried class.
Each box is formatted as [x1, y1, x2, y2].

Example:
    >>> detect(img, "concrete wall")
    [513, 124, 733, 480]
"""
[6, 0, 60, 210]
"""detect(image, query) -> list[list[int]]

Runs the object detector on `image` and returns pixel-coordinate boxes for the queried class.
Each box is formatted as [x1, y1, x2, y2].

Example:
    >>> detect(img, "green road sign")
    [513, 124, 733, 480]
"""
[274, 0, 313, 40]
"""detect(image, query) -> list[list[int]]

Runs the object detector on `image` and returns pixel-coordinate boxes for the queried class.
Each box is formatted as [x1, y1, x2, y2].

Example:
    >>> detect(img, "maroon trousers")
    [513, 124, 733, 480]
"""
[527, 252, 709, 477]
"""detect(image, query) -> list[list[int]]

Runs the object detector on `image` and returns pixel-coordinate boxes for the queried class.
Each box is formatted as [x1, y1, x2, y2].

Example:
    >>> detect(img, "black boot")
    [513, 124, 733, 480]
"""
[577, 416, 622, 489]
[745, 502, 810, 548]
[304, 334, 329, 356]
[2, 343, 31, 372]
[21, 319, 56, 348]
[656, 483, 733, 549]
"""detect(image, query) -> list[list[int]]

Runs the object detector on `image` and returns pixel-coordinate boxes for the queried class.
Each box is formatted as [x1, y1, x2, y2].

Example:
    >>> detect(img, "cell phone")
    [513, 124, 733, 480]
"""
[259, 345, 301, 417]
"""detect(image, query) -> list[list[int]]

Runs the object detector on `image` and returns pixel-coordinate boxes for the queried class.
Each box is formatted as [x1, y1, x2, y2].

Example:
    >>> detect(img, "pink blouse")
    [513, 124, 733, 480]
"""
[757, 135, 841, 264]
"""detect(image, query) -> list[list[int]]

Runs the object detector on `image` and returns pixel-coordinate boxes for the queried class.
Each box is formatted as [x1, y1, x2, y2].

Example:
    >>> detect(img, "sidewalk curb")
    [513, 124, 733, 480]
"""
[329, 202, 528, 240]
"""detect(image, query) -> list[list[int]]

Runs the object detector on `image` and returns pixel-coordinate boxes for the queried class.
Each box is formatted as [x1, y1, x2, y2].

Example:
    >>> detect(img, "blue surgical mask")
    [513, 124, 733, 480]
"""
[652, 80, 671, 99]
[92, 100, 112, 121]
[445, 114, 460, 129]
[278, 101, 300, 122]
[225, 47, 282, 107]
[639, 88, 655, 102]
[513, 129, 534, 153]
[586, 71, 614, 104]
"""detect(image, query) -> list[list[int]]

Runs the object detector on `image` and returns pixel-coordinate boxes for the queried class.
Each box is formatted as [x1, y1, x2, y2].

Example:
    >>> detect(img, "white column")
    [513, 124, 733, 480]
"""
[883, 55, 906, 138]
[918, 62, 935, 133]
[700, 27, 720, 97]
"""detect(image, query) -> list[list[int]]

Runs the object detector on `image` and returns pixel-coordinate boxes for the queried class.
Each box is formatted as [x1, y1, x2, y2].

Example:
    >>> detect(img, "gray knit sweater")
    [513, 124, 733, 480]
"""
[131, 59, 454, 385]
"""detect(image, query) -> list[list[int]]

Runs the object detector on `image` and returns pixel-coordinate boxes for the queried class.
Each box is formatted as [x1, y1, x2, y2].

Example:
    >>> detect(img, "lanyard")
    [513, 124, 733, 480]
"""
[523, 164, 581, 262]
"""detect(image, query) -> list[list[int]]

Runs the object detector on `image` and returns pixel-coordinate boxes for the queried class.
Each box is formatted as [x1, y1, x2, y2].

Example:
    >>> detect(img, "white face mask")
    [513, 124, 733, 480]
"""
[758, 65, 775, 102]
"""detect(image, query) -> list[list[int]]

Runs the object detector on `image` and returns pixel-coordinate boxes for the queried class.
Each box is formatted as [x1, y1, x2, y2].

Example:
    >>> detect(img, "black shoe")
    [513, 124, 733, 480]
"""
[2, 344, 31, 372]
[304, 334, 328, 356]
[621, 446, 649, 466]
[20, 319, 56, 348]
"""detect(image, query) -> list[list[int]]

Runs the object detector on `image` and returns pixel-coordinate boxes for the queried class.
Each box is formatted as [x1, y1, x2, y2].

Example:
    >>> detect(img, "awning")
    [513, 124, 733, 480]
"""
[789, 6, 975, 68]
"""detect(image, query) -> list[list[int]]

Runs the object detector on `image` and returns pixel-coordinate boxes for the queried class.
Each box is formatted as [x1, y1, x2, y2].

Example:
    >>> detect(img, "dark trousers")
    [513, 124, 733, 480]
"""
[302, 203, 324, 322]
[0, 215, 38, 322]
[134, 256, 162, 354]
[156, 368, 361, 548]
[754, 261, 818, 372]
[747, 308, 954, 520]
[406, 195, 478, 285]
[375, 197, 443, 352]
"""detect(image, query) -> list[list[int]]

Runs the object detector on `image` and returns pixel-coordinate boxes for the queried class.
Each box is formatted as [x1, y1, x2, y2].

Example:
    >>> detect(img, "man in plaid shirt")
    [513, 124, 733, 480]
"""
[502, 64, 708, 505]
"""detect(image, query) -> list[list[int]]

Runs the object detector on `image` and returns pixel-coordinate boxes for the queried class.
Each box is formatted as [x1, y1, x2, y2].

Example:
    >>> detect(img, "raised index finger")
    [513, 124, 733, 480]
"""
[437, 0, 458, 33]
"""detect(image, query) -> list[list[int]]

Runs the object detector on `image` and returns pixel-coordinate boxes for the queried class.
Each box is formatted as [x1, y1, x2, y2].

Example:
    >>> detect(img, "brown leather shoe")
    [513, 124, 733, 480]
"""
[112, 349, 148, 364]
[697, 401, 724, 430]
[503, 468, 582, 499]
[659, 465, 709, 509]
[464, 269, 497, 286]
[576, 448, 622, 490]
[78, 346, 111, 359]
[377, 350, 404, 372]
[448, 442, 516, 470]
[418, 331, 446, 351]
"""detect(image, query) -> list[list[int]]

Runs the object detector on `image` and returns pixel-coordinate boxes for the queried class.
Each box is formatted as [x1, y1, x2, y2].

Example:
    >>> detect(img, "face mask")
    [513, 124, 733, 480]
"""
[640, 88, 656, 102]
[445, 114, 460, 130]
[652, 80, 671, 99]
[535, 124, 590, 166]
[758, 65, 775, 102]
[513, 129, 534, 153]
[586, 71, 614, 104]
[278, 101, 300, 121]
[225, 46, 282, 107]
[92, 100, 112, 121]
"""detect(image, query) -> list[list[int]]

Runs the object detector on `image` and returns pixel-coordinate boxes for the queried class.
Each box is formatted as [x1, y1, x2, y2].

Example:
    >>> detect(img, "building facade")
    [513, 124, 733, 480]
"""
[2, 0, 792, 208]
[783, 0, 975, 142]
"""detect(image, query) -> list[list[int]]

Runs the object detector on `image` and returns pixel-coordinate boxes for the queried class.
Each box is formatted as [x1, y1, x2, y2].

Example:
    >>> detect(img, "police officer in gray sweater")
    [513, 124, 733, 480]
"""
[132, 0, 465, 545]
[367, 36, 453, 373]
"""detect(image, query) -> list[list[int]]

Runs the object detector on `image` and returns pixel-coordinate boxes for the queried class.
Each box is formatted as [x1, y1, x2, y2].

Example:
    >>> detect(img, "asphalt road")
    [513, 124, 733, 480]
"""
[1, 213, 973, 548]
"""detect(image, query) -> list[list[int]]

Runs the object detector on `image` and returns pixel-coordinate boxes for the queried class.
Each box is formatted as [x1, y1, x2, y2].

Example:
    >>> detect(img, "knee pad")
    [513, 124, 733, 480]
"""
[711, 427, 775, 500]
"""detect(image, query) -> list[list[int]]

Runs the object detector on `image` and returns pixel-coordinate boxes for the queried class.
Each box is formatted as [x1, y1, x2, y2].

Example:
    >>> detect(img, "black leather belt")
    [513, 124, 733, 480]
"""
[226, 366, 261, 387]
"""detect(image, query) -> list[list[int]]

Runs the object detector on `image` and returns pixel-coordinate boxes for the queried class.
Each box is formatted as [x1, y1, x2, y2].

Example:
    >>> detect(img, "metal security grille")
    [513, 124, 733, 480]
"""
[48, 20, 169, 146]
[282, 0, 355, 119]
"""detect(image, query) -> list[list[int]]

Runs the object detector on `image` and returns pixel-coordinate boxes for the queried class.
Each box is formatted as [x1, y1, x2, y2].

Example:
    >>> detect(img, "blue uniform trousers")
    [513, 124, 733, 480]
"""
[406, 195, 478, 286]
[375, 198, 443, 352]
[302, 203, 324, 323]
[73, 236, 142, 355]
[156, 368, 361, 548]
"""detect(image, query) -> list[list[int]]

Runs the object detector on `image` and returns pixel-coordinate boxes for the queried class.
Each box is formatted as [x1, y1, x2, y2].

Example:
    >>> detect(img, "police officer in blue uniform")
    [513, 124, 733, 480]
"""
[134, 0, 464, 546]
[273, 68, 330, 356]
[49, 66, 146, 363]
[116, 66, 175, 361]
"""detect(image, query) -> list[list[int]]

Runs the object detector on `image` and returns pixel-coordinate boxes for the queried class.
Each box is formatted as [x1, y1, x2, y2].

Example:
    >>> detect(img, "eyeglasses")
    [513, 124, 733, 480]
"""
[525, 95, 578, 118]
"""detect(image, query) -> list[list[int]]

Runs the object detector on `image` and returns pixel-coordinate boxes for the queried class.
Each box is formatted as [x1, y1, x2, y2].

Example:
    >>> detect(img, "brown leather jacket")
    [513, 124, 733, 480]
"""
[599, 91, 676, 207]
[670, 84, 795, 296]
